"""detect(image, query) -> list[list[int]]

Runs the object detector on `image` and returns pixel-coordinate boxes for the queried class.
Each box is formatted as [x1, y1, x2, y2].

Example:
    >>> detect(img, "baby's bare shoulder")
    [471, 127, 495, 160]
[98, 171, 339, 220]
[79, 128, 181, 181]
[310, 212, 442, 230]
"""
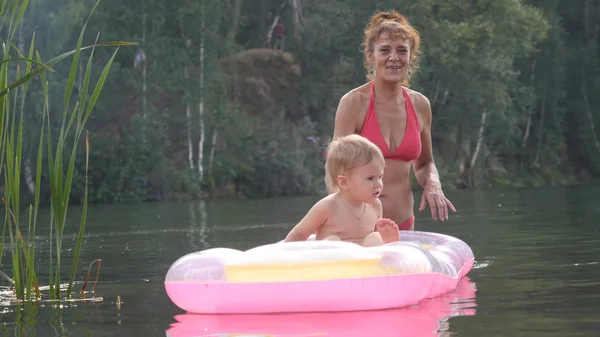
[313, 194, 339, 214]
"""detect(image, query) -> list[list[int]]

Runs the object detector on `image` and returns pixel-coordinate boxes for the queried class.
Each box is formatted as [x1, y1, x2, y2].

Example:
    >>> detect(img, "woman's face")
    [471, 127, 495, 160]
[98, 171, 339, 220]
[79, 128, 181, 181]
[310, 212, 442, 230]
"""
[369, 31, 411, 84]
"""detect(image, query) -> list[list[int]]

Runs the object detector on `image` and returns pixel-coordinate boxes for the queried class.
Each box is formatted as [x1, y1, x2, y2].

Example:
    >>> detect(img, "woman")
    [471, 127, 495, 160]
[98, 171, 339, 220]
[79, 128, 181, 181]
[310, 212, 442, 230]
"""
[327, 10, 455, 230]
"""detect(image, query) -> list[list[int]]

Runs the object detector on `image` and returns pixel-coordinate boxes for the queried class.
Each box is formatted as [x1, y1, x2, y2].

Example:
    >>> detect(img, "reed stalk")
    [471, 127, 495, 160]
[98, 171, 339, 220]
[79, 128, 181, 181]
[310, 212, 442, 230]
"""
[0, 0, 133, 302]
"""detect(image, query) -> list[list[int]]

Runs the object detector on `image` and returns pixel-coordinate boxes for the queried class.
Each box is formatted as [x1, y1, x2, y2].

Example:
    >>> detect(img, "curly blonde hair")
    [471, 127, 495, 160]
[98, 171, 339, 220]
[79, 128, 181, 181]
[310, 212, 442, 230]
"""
[360, 10, 422, 86]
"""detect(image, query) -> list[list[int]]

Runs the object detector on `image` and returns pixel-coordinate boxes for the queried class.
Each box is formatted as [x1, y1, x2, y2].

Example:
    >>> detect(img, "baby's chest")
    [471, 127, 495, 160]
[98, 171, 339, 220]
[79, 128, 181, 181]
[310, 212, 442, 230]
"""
[327, 211, 378, 235]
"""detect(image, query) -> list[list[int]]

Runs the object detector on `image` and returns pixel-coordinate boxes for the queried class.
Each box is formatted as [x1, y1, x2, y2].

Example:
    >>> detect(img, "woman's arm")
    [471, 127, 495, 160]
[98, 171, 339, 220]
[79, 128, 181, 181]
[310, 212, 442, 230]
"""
[412, 94, 439, 187]
[412, 93, 456, 221]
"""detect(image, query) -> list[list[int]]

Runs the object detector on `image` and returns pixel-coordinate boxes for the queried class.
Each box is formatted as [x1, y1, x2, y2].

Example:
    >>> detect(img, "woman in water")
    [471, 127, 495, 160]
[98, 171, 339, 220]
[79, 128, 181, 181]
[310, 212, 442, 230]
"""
[327, 10, 456, 230]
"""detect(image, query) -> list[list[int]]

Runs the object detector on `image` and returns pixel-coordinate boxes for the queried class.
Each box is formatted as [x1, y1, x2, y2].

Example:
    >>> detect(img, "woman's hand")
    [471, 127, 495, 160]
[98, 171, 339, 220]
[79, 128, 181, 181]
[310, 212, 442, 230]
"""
[418, 181, 456, 221]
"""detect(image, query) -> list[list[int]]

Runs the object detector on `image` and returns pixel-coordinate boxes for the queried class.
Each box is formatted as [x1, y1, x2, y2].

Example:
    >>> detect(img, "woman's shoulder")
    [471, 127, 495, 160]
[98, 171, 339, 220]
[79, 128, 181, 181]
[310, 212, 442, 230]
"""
[334, 83, 371, 131]
[402, 86, 431, 108]
[339, 83, 371, 108]
[403, 86, 433, 126]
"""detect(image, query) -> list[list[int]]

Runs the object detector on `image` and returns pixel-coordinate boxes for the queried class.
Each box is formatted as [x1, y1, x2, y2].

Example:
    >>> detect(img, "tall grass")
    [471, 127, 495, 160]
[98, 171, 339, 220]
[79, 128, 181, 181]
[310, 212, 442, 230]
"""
[0, 0, 133, 302]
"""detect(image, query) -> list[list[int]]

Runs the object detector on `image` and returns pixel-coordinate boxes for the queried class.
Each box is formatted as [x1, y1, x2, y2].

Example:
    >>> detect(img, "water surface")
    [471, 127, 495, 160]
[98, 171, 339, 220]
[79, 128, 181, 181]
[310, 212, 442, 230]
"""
[1, 185, 599, 336]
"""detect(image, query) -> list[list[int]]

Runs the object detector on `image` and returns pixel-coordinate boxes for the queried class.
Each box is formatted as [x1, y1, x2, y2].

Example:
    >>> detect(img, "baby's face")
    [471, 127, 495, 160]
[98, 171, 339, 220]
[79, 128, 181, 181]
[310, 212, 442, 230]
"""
[346, 160, 384, 204]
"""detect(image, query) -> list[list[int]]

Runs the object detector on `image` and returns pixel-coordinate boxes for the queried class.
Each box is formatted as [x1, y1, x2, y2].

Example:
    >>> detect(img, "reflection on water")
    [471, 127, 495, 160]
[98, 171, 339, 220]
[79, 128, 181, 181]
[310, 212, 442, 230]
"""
[188, 200, 209, 252]
[166, 277, 477, 337]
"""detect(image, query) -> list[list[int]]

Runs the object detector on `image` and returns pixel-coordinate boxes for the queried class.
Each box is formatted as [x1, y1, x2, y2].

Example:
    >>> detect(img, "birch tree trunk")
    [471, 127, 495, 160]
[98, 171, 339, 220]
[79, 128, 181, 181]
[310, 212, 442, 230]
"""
[208, 131, 217, 176]
[580, 64, 600, 153]
[197, 15, 206, 182]
[441, 89, 450, 106]
[232, 1, 241, 98]
[290, 0, 304, 40]
[184, 40, 194, 169]
[265, 1, 287, 47]
[522, 59, 536, 148]
[455, 110, 487, 189]
[232, 0, 243, 38]
[470, 109, 487, 169]
[141, 0, 148, 144]
[532, 97, 546, 167]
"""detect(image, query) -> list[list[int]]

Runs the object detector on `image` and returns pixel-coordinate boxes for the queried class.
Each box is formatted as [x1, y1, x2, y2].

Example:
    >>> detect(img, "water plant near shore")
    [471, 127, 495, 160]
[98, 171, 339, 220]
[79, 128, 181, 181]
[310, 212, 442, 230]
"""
[0, 0, 133, 303]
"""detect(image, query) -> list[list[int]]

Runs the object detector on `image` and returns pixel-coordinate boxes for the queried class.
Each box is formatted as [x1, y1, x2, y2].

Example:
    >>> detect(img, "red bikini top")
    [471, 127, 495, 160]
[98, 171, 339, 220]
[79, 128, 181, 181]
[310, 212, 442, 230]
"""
[359, 82, 422, 162]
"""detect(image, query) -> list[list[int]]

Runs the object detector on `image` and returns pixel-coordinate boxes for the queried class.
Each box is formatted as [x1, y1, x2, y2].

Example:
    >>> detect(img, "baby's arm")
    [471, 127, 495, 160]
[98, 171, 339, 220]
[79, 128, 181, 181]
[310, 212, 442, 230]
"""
[284, 199, 330, 242]
[373, 198, 384, 231]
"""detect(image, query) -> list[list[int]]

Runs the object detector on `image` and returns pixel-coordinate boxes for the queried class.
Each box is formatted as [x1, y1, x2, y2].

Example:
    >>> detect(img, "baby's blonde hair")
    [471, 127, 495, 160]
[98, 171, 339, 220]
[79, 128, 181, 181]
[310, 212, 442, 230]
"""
[325, 134, 385, 190]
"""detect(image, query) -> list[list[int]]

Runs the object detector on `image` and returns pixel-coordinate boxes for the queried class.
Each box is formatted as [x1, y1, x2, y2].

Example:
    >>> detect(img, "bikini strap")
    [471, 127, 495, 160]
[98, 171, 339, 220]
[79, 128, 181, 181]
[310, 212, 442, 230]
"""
[401, 87, 419, 129]
[369, 81, 375, 109]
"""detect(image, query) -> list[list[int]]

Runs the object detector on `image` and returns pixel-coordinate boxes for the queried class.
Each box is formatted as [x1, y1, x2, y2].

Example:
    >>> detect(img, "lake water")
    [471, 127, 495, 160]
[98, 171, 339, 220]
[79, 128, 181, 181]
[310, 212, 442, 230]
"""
[1, 185, 599, 336]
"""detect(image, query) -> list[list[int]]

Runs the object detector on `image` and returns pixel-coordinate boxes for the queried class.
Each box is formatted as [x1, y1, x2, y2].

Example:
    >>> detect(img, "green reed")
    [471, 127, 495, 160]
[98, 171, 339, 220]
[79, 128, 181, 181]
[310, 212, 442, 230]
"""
[0, 0, 133, 301]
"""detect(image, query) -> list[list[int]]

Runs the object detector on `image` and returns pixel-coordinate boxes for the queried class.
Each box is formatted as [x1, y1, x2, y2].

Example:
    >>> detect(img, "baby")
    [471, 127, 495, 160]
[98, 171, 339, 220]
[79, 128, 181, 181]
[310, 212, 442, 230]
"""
[284, 134, 400, 246]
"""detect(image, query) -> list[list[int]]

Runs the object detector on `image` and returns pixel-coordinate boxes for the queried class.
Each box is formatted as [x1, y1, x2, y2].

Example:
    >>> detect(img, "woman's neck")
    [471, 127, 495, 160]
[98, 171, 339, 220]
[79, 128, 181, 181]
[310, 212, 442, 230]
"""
[373, 78, 404, 103]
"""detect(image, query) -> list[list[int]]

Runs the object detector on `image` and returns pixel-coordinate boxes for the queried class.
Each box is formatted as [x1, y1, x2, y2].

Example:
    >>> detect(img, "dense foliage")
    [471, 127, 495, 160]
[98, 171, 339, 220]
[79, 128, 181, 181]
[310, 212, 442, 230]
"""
[17, 0, 600, 203]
